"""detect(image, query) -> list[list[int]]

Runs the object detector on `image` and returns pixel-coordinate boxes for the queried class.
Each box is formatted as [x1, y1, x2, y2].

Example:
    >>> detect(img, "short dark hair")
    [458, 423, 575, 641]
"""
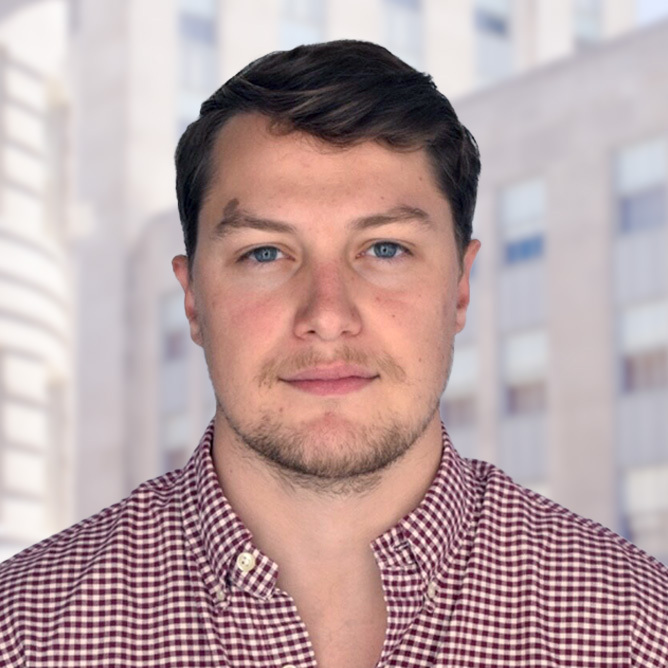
[175, 40, 480, 262]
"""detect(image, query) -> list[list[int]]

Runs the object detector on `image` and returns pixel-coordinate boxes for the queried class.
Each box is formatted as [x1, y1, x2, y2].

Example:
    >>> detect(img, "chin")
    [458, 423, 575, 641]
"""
[222, 398, 438, 483]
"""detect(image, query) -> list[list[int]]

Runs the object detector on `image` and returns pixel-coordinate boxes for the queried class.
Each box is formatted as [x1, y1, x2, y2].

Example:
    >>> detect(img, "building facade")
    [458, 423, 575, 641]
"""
[0, 0, 662, 562]
[447, 18, 668, 562]
[0, 44, 71, 560]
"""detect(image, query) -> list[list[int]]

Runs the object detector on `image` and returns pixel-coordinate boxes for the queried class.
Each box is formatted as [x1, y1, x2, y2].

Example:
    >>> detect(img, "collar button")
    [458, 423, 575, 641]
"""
[236, 551, 256, 573]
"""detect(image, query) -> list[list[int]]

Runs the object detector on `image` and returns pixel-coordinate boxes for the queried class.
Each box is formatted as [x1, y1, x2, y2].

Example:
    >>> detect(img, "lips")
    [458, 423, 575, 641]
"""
[281, 364, 378, 396]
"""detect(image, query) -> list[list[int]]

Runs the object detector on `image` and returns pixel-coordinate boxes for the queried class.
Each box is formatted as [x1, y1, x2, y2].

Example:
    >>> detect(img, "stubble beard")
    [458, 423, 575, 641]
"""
[211, 343, 454, 495]
[222, 404, 439, 494]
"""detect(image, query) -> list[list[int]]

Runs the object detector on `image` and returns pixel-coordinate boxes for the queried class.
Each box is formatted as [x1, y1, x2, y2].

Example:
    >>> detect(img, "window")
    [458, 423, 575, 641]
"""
[500, 178, 546, 265]
[573, 0, 602, 47]
[616, 138, 666, 234]
[475, 8, 508, 35]
[501, 329, 548, 415]
[499, 330, 548, 483]
[279, 0, 324, 49]
[383, 0, 422, 69]
[474, 0, 512, 85]
[179, 13, 215, 44]
[160, 292, 188, 362]
[622, 350, 668, 393]
[441, 396, 476, 429]
[441, 345, 478, 429]
[620, 187, 665, 233]
[162, 412, 190, 471]
[506, 380, 546, 415]
[505, 235, 544, 264]
[160, 292, 189, 413]
[177, 0, 218, 129]
[620, 300, 668, 393]
[623, 465, 668, 560]
[159, 293, 192, 471]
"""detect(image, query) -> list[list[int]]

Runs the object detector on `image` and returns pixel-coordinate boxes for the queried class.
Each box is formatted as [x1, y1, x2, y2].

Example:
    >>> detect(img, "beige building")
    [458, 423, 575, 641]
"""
[0, 8, 71, 559]
[447, 18, 668, 562]
[2, 0, 666, 560]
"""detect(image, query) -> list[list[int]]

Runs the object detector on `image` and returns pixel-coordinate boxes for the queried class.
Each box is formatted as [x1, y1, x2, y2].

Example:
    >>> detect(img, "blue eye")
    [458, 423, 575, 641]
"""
[248, 246, 280, 262]
[369, 242, 405, 259]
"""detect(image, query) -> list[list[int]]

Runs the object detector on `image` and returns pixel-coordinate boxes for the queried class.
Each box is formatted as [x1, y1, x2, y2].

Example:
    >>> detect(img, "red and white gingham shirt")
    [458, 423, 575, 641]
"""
[1, 422, 667, 666]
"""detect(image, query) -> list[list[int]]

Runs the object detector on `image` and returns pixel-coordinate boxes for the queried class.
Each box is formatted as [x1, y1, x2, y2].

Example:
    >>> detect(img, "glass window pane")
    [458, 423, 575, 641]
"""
[447, 345, 478, 395]
[574, 0, 602, 45]
[441, 396, 476, 429]
[383, 0, 423, 69]
[475, 9, 508, 35]
[178, 0, 217, 19]
[502, 329, 548, 382]
[506, 380, 546, 415]
[620, 187, 666, 233]
[163, 412, 190, 451]
[616, 138, 666, 195]
[476, 0, 509, 14]
[622, 349, 668, 393]
[624, 465, 668, 513]
[179, 13, 215, 43]
[501, 178, 546, 234]
[505, 235, 544, 263]
[283, 0, 323, 24]
[620, 300, 668, 353]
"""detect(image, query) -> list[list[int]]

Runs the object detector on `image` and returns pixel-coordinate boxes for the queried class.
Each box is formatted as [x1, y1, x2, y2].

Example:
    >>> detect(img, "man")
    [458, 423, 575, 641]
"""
[1, 40, 666, 667]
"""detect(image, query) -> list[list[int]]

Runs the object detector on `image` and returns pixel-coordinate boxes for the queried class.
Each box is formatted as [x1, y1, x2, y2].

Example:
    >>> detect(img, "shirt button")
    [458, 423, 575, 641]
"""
[426, 580, 438, 600]
[216, 589, 226, 602]
[236, 551, 256, 573]
[283, 665, 297, 668]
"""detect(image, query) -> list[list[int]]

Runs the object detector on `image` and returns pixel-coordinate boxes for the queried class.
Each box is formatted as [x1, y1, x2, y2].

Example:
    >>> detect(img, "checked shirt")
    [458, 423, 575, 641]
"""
[1, 422, 667, 666]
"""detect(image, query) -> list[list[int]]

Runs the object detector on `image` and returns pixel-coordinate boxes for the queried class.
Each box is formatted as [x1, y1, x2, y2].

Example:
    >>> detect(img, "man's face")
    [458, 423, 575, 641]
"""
[174, 113, 478, 485]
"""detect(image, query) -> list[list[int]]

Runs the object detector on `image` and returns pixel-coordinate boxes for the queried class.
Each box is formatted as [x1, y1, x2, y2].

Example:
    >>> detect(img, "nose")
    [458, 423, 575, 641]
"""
[293, 261, 362, 341]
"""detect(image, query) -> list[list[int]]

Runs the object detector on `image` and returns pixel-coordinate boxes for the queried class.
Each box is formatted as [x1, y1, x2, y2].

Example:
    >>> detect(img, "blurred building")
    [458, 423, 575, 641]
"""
[0, 45, 71, 560]
[446, 18, 668, 563]
[5, 0, 656, 568]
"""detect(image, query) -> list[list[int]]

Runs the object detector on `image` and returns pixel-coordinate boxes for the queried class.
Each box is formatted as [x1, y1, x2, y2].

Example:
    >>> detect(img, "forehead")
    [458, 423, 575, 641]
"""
[212, 114, 434, 186]
[201, 113, 453, 234]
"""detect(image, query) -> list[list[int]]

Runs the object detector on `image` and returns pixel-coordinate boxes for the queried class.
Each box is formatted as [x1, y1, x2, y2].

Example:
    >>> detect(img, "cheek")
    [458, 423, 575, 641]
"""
[204, 288, 288, 349]
[373, 290, 445, 357]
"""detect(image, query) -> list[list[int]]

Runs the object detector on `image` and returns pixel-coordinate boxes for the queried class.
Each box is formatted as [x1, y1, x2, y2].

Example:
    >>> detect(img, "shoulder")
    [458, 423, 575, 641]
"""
[0, 467, 189, 662]
[468, 457, 668, 584]
[2, 465, 185, 570]
[465, 458, 668, 658]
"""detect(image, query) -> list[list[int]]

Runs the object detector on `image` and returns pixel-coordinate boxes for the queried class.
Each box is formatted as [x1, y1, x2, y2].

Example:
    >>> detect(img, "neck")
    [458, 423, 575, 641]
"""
[211, 415, 444, 571]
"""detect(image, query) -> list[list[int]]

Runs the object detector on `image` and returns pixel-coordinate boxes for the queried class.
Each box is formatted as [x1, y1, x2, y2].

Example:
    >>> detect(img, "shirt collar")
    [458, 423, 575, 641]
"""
[180, 421, 279, 601]
[181, 421, 474, 598]
[371, 425, 476, 581]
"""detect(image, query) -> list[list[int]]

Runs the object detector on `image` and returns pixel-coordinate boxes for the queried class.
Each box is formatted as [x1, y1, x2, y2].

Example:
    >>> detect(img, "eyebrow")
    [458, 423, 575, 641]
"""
[213, 199, 434, 238]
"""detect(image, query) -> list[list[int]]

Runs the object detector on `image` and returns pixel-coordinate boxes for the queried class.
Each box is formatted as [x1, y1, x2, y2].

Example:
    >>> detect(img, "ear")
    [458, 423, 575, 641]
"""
[172, 254, 203, 347]
[455, 239, 481, 333]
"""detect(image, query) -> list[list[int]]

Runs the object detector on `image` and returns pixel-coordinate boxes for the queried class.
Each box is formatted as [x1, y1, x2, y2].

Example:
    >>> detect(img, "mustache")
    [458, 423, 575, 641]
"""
[256, 345, 407, 387]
